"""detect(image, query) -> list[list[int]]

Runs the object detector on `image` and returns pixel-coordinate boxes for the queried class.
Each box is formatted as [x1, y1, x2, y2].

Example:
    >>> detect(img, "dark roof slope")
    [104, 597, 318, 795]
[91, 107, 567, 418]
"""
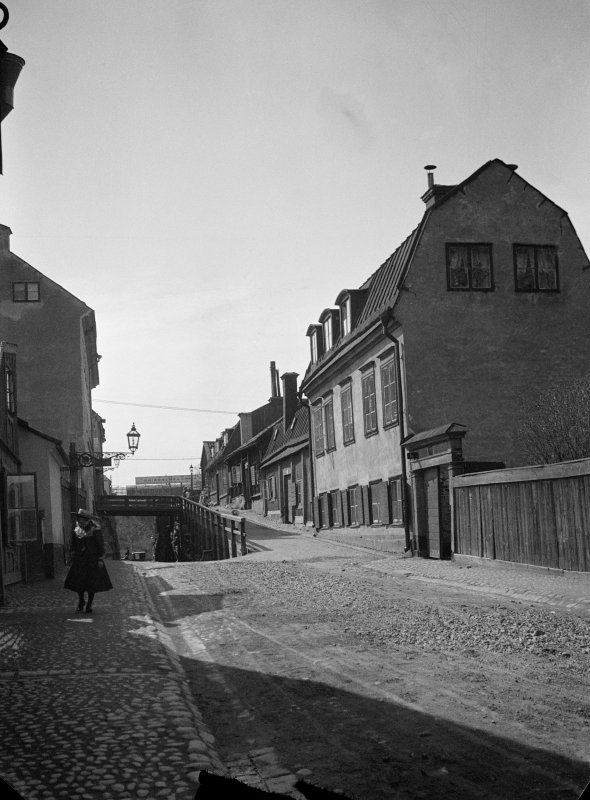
[261, 405, 309, 466]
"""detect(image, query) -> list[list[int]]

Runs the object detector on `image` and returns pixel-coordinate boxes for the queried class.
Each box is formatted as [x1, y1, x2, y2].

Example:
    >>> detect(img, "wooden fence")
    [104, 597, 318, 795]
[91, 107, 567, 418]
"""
[181, 499, 247, 561]
[453, 459, 590, 572]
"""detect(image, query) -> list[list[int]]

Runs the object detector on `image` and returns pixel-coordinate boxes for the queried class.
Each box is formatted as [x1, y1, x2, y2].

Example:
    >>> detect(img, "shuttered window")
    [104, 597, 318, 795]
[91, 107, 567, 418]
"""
[312, 404, 325, 457]
[349, 485, 360, 525]
[341, 383, 355, 444]
[370, 480, 389, 525]
[380, 358, 399, 428]
[362, 368, 378, 436]
[331, 490, 341, 526]
[389, 476, 404, 525]
[324, 397, 336, 451]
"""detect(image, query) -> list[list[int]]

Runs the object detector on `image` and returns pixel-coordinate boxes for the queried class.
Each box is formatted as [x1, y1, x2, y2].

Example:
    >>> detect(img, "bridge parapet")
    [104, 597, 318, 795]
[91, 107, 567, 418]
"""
[96, 495, 181, 516]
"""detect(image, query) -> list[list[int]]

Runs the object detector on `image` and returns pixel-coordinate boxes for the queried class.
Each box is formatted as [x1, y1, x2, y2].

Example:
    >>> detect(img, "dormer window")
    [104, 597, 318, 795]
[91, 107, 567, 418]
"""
[323, 317, 333, 350]
[318, 309, 340, 354]
[341, 296, 351, 337]
[306, 324, 323, 365]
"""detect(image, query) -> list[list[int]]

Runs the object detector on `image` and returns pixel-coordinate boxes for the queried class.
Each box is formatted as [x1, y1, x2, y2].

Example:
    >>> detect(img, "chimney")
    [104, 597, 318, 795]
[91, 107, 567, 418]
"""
[420, 165, 456, 209]
[0, 223, 12, 251]
[269, 361, 281, 399]
[281, 372, 299, 431]
[239, 412, 253, 444]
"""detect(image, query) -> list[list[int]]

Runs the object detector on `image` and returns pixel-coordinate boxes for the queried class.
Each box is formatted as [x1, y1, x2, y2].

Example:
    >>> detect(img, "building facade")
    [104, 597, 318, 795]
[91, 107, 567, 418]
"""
[301, 160, 590, 557]
[0, 225, 101, 514]
[259, 372, 312, 525]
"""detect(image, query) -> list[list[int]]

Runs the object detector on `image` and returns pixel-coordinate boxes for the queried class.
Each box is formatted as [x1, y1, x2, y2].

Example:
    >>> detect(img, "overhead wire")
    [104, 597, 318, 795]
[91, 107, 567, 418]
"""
[94, 398, 239, 415]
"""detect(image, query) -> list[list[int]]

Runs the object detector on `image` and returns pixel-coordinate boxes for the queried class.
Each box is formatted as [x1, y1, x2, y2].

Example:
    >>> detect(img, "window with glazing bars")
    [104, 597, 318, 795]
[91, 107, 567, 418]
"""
[312, 404, 325, 456]
[361, 368, 378, 435]
[380, 358, 398, 427]
[514, 245, 558, 292]
[341, 383, 354, 444]
[324, 397, 336, 451]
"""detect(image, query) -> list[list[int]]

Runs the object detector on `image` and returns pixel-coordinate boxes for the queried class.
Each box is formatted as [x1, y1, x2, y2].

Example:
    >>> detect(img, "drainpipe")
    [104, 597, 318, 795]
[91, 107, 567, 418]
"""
[380, 311, 413, 553]
[298, 390, 315, 528]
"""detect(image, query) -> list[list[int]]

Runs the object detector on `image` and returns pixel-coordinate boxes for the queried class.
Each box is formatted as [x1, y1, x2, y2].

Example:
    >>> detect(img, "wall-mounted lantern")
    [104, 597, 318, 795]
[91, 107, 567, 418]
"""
[0, 3, 26, 173]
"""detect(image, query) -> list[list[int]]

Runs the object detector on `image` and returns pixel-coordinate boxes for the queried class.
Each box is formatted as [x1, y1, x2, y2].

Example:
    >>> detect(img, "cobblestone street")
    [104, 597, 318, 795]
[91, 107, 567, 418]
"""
[1, 520, 590, 799]
[0, 559, 224, 800]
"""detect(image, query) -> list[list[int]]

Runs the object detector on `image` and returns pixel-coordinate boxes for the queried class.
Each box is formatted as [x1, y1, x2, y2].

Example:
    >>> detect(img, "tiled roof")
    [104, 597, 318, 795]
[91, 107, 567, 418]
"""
[261, 406, 309, 464]
[356, 223, 424, 327]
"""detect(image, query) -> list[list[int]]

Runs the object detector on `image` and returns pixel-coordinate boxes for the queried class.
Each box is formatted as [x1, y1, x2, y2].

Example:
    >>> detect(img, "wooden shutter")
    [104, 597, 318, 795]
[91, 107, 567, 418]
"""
[312, 496, 321, 529]
[341, 490, 350, 526]
[361, 485, 370, 524]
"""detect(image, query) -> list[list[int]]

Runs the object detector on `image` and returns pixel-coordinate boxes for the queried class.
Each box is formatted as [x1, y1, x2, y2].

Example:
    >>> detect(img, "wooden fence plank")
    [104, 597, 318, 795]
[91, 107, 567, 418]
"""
[481, 485, 495, 559]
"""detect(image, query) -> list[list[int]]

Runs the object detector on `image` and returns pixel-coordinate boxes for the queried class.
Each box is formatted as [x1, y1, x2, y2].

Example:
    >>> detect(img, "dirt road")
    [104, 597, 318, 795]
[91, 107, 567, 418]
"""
[141, 534, 590, 799]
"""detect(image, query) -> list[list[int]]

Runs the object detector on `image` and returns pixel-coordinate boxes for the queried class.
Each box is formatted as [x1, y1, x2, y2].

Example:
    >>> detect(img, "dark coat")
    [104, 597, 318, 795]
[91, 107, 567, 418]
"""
[64, 524, 113, 594]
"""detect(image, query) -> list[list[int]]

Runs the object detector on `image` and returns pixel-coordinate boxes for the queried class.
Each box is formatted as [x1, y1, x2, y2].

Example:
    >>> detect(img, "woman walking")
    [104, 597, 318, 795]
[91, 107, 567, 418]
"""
[64, 509, 113, 613]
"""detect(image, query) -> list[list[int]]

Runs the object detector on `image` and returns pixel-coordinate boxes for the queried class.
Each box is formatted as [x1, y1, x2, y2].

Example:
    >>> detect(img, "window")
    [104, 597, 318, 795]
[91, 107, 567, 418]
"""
[294, 460, 303, 507]
[370, 481, 388, 525]
[389, 477, 404, 525]
[312, 404, 325, 457]
[341, 297, 351, 337]
[331, 490, 341, 526]
[263, 475, 277, 501]
[12, 282, 40, 302]
[447, 244, 493, 290]
[340, 383, 355, 444]
[349, 485, 361, 525]
[361, 367, 378, 436]
[323, 317, 333, 351]
[7, 475, 38, 543]
[310, 331, 319, 364]
[380, 358, 398, 427]
[514, 245, 558, 292]
[5, 366, 16, 413]
[324, 397, 336, 452]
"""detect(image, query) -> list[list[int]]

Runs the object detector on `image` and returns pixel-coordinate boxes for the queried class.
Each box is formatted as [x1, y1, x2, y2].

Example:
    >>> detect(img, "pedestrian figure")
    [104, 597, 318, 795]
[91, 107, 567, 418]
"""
[170, 520, 181, 562]
[123, 548, 130, 560]
[64, 508, 113, 613]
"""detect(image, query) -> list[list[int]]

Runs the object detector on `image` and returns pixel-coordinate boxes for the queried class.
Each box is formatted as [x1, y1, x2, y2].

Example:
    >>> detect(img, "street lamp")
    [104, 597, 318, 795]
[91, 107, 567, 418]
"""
[127, 423, 140, 454]
[74, 422, 142, 469]
[190, 464, 194, 492]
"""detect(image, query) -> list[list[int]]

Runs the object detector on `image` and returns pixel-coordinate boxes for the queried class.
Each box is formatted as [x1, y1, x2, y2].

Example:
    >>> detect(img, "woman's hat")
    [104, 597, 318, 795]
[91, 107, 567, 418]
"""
[72, 508, 94, 519]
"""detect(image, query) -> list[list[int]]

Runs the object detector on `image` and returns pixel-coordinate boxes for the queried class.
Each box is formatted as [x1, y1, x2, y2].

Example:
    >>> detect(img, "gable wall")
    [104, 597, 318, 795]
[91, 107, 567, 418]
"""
[397, 162, 590, 466]
[0, 252, 88, 446]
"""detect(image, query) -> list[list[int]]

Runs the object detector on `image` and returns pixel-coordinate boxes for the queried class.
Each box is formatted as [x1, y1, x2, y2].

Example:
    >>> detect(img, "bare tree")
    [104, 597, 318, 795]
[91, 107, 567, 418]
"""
[517, 376, 590, 464]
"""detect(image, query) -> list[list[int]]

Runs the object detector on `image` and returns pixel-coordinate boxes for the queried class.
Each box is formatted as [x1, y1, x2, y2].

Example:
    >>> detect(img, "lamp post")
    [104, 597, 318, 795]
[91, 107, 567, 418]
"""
[190, 464, 194, 493]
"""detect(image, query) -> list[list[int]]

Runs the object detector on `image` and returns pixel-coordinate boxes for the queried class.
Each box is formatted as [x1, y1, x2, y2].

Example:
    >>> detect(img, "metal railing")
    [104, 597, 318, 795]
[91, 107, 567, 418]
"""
[181, 499, 247, 561]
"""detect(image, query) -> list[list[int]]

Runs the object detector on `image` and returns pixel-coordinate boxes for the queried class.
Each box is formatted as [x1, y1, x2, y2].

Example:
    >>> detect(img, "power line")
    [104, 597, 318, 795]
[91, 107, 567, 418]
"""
[94, 398, 239, 415]
[124, 458, 201, 461]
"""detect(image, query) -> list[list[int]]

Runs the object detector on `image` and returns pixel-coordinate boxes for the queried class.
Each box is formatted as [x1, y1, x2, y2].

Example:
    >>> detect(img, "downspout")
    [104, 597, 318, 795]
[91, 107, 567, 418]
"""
[380, 312, 413, 553]
[298, 389, 315, 529]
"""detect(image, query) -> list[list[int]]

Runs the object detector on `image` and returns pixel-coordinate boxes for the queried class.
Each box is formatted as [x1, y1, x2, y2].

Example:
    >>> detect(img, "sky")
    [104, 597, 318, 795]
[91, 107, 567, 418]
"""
[1, 0, 589, 489]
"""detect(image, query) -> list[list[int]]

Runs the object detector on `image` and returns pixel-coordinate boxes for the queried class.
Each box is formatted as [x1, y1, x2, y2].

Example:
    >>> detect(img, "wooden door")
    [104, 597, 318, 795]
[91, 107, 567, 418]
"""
[424, 467, 441, 558]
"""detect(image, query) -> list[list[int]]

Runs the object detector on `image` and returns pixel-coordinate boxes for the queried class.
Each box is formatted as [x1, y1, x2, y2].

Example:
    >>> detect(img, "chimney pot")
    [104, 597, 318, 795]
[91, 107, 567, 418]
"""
[424, 164, 437, 188]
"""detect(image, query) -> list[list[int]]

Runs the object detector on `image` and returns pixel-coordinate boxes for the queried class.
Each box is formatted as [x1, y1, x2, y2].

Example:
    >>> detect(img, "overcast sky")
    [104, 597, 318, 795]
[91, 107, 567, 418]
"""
[1, 0, 589, 489]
